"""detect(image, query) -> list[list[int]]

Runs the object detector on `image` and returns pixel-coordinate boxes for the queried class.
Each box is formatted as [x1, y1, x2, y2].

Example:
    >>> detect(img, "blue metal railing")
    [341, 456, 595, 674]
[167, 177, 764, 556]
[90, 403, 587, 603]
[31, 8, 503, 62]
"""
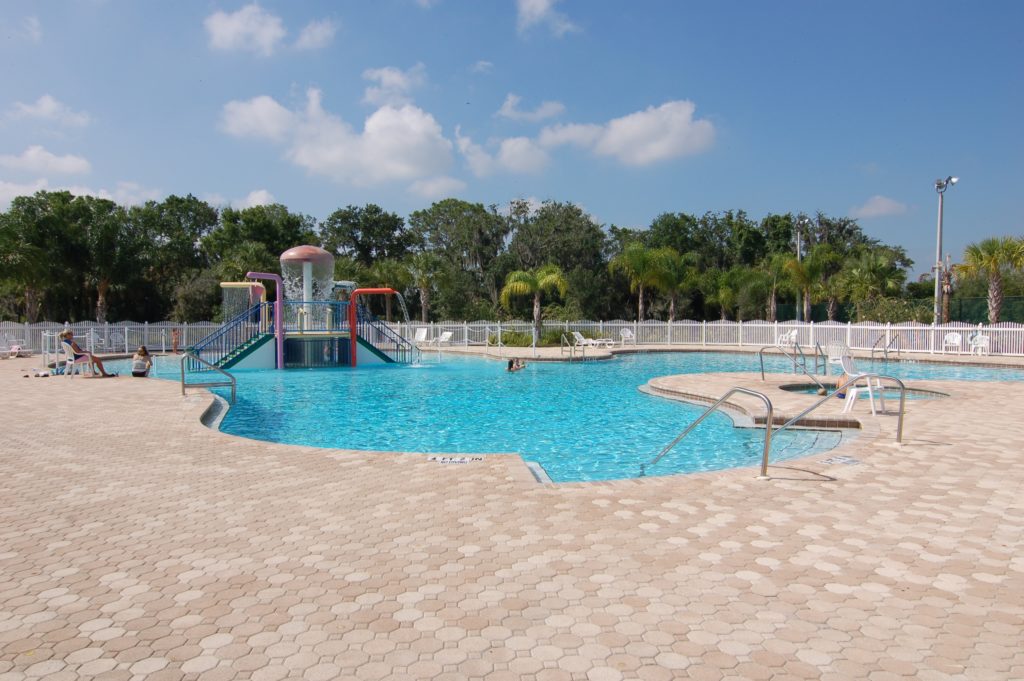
[353, 305, 419, 364]
[282, 301, 348, 332]
[188, 303, 270, 370]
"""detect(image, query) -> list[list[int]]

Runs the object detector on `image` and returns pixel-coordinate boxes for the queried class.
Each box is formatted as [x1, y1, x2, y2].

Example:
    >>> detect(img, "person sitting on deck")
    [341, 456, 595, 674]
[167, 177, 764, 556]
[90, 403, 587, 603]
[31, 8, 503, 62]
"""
[60, 330, 114, 377]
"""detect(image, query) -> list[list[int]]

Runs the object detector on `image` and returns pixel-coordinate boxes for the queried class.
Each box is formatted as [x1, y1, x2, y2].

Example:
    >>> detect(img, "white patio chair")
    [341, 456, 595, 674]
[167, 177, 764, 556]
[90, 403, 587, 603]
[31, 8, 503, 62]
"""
[429, 331, 453, 347]
[941, 332, 962, 354]
[968, 334, 990, 356]
[838, 355, 885, 415]
[620, 328, 637, 346]
[62, 341, 92, 377]
[776, 329, 798, 348]
[571, 331, 614, 349]
[412, 328, 429, 345]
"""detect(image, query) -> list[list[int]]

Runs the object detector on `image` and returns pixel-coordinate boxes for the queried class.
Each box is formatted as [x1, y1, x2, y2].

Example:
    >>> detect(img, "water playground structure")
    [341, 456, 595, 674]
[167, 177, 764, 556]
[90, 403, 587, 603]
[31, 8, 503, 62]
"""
[187, 245, 419, 371]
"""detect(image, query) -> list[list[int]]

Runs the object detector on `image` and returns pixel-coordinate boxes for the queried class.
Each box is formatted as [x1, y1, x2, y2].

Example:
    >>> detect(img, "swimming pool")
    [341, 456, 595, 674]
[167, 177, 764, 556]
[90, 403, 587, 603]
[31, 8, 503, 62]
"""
[133, 351, 1023, 483]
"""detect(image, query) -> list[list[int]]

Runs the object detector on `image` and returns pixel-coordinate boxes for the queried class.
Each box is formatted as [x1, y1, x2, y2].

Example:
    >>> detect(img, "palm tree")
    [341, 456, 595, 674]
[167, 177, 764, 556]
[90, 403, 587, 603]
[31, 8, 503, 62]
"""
[840, 250, 904, 321]
[783, 254, 823, 322]
[368, 259, 411, 322]
[652, 248, 699, 322]
[500, 264, 568, 344]
[609, 242, 669, 321]
[406, 252, 444, 322]
[955, 237, 1023, 324]
[761, 253, 792, 322]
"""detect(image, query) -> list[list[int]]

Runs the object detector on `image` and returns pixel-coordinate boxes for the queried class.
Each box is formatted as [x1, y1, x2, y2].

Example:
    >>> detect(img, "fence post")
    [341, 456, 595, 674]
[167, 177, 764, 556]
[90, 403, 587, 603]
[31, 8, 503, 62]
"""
[738, 320, 743, 348]
[463, 321, 468, 346]
[809, 321, 814, 348]
[634, 320, 639, 345]
[929, 322, 935, 354]
[183, 321, 188, 350]
[497, 321, 502, 347]
[846, 322, 852, 347]
[668, 320, 672, 345]
[24, 321, 30, 350]
[701, 320, 706, 347]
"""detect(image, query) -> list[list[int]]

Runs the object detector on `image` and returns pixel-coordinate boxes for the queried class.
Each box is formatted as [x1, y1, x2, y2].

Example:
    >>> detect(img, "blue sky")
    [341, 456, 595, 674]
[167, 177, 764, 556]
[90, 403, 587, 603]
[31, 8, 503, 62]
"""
[1, 0, 1021, 276]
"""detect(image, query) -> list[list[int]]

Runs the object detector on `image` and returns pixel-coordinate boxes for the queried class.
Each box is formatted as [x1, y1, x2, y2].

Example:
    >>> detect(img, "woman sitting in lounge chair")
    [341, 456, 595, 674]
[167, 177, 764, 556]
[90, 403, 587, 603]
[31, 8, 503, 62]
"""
[60, 330, 114, 377]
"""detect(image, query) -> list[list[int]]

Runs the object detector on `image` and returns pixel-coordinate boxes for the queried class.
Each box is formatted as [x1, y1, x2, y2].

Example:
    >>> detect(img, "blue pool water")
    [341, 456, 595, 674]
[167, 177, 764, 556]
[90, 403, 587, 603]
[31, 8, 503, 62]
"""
[130, 352, 1022, 482]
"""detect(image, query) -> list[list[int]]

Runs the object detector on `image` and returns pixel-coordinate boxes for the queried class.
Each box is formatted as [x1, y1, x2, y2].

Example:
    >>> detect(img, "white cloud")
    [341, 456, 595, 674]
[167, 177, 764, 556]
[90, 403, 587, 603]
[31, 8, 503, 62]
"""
[236, 189, 275, 208]
[851, 195, 907, 219]
[0, 146, 91, 175]
[409, 176, 465, 199]
[23, 16, 42, 42]
[8, 95, 90, 127]
[414, 0, 439, 7]
[0, 179, 49, 209]
[204, 4, 286, 56]
[63, 181, 162, 206]
[540, 100, 714, 166]
[203, 193, 228, 206]
[471, 60, 493, 74]
[362, 64, 427, 107]
[294, 19, 336, 50]
[516, 0, 579, 36]
[0, 178, 160, 209]
[497, 137, 548, 173]
[222, 88, 454, 187]
[221, 95, 296, 141]
[497, 93, 564, 122]
[455, 127, 547, 176]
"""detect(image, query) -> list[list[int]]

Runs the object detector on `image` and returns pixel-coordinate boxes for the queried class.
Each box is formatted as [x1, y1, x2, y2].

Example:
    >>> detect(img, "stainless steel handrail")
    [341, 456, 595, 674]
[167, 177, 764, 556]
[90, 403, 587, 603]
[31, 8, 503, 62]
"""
[560, 333, 584, 361]
[773, 373, 905, 443]
[642, 387, 775, 479]
[643, 373, 907, 481]
[871, 334, 902, 363]
[180, 351, 236, 404]
[758, 344, 828, 391]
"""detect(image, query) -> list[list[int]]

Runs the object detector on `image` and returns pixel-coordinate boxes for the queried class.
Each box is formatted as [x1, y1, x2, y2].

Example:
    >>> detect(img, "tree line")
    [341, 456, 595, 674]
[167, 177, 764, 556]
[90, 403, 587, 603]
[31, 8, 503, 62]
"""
[1, 189, 1020, 325]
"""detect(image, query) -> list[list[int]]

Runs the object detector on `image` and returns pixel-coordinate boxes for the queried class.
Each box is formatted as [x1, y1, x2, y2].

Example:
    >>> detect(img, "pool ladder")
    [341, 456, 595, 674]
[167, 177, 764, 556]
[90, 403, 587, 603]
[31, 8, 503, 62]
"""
[641, 375, 906, 479]
[180, 350, 237, 404]
[757, 342, 828, 391]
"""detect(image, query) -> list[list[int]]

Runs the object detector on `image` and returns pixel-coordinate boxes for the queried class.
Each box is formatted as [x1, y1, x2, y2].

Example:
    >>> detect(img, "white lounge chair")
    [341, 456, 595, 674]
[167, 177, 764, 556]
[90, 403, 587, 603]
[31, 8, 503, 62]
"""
[62, 341, 92, 377]
[838, 354, 885, 415]
[941, 332, 962, 354]
[571, 331, 614, 349]
[968, 333, 990, 356]
[620, 328, 636, 346]
[412, 328, 429, 345]
[429, 331, 453, 347]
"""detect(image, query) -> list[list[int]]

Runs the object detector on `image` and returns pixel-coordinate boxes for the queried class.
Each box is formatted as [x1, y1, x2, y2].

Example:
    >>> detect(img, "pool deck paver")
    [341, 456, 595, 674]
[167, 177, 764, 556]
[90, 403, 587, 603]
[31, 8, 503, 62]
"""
[0, 350, 1022, 680]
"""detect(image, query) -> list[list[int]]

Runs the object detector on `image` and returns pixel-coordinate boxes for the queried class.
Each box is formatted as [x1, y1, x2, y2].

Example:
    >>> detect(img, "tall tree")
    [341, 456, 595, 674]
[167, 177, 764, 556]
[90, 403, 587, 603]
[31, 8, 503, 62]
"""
[368, 259, 412, 322]
[319, 204, 412, 266]
[840, 249, 906, 321]
[500, 264, 568, 344]
[609, 242, 668, 321]
[652, 248, 699, 322]
[955, 237, 1023, 324]
[406, 252, 444, 322]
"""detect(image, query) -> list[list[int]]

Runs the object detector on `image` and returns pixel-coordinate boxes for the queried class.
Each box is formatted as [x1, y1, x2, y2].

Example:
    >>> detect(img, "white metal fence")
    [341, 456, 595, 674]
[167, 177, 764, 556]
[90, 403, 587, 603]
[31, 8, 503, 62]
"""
[4, 318, 1023, 357]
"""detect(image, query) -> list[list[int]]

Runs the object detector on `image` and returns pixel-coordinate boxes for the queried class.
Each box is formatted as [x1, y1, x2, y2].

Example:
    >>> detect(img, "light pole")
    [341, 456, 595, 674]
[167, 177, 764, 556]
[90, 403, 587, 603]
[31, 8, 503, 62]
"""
[795, 217, 811, 322]
[933, 176, 958, 324]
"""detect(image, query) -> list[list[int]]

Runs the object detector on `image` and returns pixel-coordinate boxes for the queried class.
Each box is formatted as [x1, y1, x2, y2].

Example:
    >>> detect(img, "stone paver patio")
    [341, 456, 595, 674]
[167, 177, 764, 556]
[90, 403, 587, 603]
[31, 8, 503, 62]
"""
[1, 349, 1022, 680]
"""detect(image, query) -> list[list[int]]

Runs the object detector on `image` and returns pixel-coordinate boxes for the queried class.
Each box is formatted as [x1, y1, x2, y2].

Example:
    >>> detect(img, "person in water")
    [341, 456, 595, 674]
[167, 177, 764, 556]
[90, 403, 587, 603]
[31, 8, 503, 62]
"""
[507, 358, 526, 372]
[131, 346, 153, 377]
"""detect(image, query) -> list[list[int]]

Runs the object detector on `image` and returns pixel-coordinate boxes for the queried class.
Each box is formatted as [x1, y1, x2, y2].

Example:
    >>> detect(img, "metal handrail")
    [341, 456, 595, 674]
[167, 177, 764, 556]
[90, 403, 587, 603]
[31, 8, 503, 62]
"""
[773, 373, 905, 443]
[870, 333, 901, 363]
[758, 343, 828, 391]
[643, 374, 907, 480]
[642, 387, 775, 479]
[180, 350, 236, 404]
[560, 333, 583, 361]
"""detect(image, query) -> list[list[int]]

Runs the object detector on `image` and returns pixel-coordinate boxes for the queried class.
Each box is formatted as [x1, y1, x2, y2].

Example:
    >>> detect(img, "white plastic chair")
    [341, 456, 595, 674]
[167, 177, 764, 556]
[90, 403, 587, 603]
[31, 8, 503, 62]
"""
[412, 328, 428, 345]
[776, 329, 798, 348]
[62, 341, 92, 377]
[941, 332, 962, 354]
[825, 342, 850, 377]
[839, 355, 885, 415]
[620, 328, 637, 346]
[969, 334, 990, 355]
[429, 331, 453, 347]
[571, 331, 613, 348]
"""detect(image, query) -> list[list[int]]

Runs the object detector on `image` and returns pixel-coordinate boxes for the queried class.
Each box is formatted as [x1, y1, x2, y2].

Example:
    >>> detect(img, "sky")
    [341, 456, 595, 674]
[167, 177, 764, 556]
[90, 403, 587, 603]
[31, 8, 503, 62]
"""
[1, 0, 1021, 276]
